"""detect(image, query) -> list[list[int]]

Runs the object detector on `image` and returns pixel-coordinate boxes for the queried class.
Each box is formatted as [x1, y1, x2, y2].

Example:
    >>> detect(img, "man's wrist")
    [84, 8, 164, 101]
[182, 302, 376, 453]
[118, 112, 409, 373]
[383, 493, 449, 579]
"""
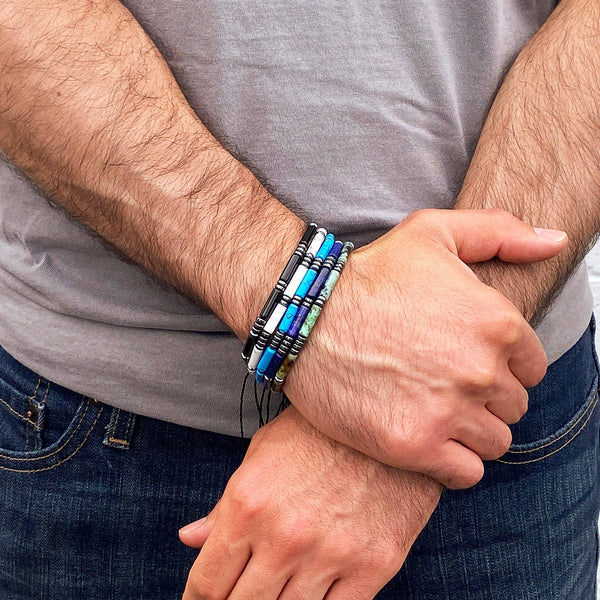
[171, 149, 307, 340]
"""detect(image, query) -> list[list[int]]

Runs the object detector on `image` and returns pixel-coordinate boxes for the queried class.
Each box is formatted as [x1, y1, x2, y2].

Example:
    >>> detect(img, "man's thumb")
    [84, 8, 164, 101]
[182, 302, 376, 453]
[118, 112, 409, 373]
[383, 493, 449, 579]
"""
[443, 209, 567, 264]
[179, 513, 215, 548]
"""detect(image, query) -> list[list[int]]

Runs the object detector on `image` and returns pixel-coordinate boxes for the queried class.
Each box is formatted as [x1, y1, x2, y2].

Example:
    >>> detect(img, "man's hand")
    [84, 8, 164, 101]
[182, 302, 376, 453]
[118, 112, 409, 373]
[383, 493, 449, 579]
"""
[285, 209, 567, 489]
[178, 407, 441, 600]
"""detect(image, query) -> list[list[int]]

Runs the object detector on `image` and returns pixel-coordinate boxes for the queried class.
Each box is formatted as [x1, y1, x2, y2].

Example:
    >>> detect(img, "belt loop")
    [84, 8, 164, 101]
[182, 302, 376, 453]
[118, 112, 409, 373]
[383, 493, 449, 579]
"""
[103, 407, 137, 450]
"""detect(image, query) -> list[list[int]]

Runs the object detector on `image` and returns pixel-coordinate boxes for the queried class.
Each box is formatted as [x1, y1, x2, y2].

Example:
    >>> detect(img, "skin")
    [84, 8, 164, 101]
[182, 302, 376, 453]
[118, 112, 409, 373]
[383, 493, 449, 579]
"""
[181, 407, 441, 600]
[0, 0, 596, 597]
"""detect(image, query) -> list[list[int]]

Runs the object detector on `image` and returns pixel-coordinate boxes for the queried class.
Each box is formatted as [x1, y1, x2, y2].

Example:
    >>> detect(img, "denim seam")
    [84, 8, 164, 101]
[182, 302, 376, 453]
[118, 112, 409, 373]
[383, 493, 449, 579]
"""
[26, 377, 41, 404]
[105, 408, 124, 446]
[113, 408, 121, 433]
[506, 387, 598, 454]
[38, 380, 50, 407]
[0, 401, 90, 461]
[105, 409, 134, 448]
[497, 391, 598, 465]
[0, 377, 42, 430]
[0, 407, 103, 473]
[122, 411, 134, 442]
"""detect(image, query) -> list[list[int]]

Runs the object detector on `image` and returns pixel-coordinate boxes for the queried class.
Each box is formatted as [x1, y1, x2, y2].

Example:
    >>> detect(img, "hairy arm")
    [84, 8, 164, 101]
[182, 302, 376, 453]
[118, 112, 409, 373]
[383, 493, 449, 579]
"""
[0, 0, 305, 338]
[456, 0, 600, 325]
[0, 6, 443, 596]
[0, 1, 584, 597]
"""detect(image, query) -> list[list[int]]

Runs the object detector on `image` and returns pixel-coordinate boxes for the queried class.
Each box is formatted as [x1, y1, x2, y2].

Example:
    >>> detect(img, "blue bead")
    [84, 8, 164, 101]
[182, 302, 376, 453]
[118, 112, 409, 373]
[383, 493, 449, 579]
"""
[294, 267, 318, 300]
[256, 346, 276, 383]
[264, 351, 286, 381]
[288, 304, 310, 338]
[316, 233, 335, 261]
[279, 301, 300, 333]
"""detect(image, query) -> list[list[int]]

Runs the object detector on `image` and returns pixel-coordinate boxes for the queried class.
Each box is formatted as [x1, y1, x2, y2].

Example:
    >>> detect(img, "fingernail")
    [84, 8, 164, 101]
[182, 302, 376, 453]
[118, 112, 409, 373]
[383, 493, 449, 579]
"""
[179, 517, 207, 535]
[534, 227, 567, 242]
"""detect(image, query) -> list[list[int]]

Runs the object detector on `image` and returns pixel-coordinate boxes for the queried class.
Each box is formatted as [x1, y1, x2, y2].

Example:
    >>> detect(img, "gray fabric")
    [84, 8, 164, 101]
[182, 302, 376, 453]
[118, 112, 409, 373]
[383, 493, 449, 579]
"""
[0, 0, 591, 436]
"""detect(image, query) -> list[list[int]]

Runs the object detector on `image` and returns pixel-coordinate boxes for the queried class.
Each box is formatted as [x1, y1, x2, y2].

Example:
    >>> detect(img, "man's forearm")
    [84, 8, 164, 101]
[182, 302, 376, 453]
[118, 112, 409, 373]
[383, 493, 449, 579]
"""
[0, 0, 304, 338]
[455, 0, 600, 325]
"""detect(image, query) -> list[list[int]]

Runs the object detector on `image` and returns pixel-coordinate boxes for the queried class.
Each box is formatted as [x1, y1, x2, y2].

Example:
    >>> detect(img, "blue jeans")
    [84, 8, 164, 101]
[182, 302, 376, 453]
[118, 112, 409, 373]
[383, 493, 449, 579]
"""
[0, 320, 598, 600]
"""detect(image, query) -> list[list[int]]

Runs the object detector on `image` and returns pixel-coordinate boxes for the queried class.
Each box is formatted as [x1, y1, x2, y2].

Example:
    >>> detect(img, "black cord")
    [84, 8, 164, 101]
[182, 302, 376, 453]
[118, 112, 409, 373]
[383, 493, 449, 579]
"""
[239, 371, 250, 439]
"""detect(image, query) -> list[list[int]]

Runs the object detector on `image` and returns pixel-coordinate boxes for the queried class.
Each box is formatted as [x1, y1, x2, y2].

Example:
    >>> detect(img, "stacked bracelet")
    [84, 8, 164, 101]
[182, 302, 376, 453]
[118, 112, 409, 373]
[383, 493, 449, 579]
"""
[246, 227, 327, 371]
[241, 223, 317, 362]
[255, 233, 335, 383]
[242, 224, 353, 394]
[272, 241, 353, 392]
[262, 240, 344, 384]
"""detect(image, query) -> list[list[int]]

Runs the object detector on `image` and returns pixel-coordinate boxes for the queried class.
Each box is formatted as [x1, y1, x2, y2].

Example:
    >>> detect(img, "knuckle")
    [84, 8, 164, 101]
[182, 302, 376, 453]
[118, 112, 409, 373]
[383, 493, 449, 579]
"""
[495, 387, 529, 425]
[516, 391, 529, 420]
[227, 480, 265, 523]
[489, 426, 513, 458]
[492, 309, 523, 346]
[468, 363, 497, 391]
[273, 516, 315, 556]
[528, 354, 548, 386]
[499, 425, 513, 452]
[413, 208, 438, 223]
[405, 209, 439, 234]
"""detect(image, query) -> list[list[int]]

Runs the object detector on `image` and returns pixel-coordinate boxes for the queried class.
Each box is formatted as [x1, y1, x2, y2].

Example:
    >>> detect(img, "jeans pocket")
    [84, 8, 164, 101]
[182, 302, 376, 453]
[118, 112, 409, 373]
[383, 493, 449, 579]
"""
[0, 347, 104, 472]
[498, 320, 599, 465]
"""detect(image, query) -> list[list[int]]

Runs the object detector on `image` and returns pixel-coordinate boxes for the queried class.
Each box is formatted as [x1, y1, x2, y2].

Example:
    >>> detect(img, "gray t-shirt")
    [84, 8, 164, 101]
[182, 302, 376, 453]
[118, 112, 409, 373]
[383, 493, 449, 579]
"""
[0, 0, 592, 436]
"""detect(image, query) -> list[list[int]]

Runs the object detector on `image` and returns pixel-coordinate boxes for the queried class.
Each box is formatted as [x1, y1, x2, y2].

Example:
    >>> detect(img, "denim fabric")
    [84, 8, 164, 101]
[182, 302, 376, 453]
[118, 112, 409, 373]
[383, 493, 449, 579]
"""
[0, 319, 597, 599]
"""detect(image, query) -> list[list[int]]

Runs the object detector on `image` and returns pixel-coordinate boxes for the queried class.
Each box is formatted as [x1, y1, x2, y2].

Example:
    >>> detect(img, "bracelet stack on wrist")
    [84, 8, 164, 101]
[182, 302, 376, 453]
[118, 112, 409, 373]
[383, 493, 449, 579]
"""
[242, 223, 353, 393]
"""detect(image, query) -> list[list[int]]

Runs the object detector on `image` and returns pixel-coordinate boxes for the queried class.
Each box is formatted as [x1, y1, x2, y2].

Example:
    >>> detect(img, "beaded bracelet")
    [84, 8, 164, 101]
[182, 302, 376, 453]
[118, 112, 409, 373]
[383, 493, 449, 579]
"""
[262, 240, 344, 384]
[255, 233, 336, 383]
[271, 241, 354, 392]
[247, 227, 327, 371]
[242, 219, 352, 418]
[242, 223, 317, 362]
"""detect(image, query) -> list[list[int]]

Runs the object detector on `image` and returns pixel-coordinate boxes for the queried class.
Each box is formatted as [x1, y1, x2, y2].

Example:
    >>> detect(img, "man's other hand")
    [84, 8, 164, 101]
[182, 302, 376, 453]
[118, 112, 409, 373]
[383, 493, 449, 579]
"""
[179, 407, 441, 600]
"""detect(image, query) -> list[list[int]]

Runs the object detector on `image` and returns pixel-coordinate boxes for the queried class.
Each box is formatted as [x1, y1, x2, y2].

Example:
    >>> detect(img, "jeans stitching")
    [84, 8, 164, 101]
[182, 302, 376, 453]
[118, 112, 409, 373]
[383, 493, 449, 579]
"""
[0, 377, 42, 430]
[497, 392, 598, 465]
[124, 412, 133, 440]
[38, 380, 50, 406]
[105, 409, 134, 447]
[506, 386, 598, 454]
[0, 401, 90, 461]
[26, 377, 41, 404]
[112, 408, 121, 434]
[0, 407, 104, 473]
[107, 437, 129, 445]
